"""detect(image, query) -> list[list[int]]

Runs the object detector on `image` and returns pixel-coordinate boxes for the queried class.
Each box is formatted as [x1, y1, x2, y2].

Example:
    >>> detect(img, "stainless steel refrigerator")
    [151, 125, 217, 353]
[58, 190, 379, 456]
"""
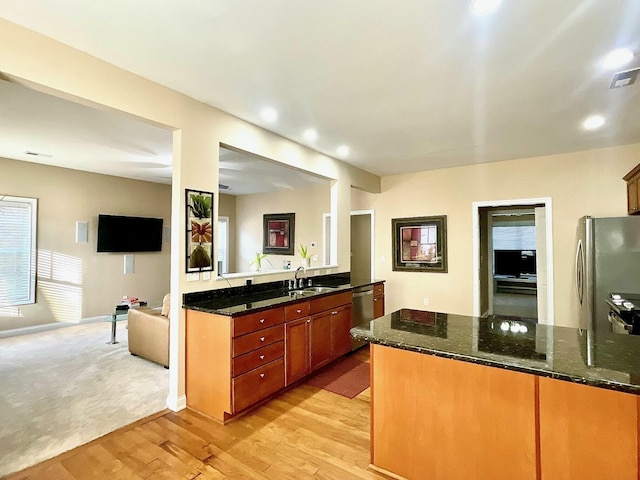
[576, 215, 640, 332]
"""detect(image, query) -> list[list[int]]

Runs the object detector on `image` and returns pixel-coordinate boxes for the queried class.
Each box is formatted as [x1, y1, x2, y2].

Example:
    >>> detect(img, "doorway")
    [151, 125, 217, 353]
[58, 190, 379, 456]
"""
[473, 198, 554, 325]
[350, 210, 375, 283]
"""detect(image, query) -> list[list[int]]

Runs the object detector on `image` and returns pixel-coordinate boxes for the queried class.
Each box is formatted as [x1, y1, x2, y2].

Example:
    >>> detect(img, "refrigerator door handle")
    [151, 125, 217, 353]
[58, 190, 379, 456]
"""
[576, 239, 584, 304]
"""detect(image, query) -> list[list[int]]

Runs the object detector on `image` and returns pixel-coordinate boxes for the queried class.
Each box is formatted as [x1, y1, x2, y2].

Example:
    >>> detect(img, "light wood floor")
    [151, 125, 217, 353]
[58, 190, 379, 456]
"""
[4, 349, 387, 480]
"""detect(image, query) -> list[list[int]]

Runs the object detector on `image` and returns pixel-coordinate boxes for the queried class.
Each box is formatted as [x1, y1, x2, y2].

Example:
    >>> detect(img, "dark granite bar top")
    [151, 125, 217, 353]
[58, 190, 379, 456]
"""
[351, 309, 640, 395]
[183, 273, 384, 316]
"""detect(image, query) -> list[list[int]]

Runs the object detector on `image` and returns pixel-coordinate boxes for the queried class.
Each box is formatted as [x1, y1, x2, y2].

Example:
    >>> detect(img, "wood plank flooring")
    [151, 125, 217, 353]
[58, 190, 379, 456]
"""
[4, 349, 387, 480]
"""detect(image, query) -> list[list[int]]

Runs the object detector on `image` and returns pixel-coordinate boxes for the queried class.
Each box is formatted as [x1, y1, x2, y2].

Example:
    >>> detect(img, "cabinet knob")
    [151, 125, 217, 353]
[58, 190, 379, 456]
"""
[296, 309, 301, 313]
[260, 336, 265, 342]
[307, 319, 311, 323]
[331, 311, 338, 315]
[259, 373, 265, 378]
[259, 318, 265, 323]
[259, 355, 265, 360]
[374, 298, 378, 302]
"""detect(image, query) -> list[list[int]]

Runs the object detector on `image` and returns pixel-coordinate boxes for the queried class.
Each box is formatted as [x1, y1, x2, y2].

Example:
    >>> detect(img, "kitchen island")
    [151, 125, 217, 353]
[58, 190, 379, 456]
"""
[351, 309, 640, 480]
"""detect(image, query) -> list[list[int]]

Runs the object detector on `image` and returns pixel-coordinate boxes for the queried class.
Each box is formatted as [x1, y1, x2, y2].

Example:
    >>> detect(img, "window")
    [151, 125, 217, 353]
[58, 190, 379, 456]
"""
[0, 196, 37, 306]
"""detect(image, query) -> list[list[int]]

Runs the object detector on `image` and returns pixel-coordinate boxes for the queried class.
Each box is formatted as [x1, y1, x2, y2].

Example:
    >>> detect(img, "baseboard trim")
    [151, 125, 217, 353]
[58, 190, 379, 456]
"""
[0, 315, 106, 338]
[166, 394, 186, 412]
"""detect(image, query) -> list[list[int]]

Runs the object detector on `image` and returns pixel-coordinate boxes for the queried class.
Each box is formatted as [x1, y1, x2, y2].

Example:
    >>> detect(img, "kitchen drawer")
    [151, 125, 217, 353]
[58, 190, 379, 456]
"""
[232, 358, 284, 413]
[233, 307, 284, 337]
[232, 341, 284, 377]
[285, 301, 310, 321]
[373, 283, 385, 296]
[310, 291, 352, 315]
[233, 324, 284, 357]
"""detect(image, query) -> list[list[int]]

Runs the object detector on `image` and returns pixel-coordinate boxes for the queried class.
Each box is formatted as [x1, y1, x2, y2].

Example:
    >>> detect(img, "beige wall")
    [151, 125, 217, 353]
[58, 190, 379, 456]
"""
[235, 184, 330, 272]
[0, 18, 380, 408]
[0, 157, 171, 332]
[357, 143, 640, 328]
[218, 193, 236, 273]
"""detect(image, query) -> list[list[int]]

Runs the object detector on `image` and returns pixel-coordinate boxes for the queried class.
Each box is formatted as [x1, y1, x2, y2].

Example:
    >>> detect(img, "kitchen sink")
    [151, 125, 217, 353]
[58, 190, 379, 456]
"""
[301, 286, 338, 293]
[287, 285, 338, 296]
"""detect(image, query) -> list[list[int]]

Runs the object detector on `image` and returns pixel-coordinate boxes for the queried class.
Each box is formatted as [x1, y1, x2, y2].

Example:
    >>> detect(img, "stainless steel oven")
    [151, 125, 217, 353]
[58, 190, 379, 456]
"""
[606, 293, 640, 335]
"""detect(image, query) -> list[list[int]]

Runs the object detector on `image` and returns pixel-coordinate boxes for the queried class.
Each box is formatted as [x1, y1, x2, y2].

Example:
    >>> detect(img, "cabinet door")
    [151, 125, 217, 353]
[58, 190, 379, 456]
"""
[331, 305, 352, 358]
[310, 312, 332, 371]
[628, 179, 638, 214]
[285, 317, 310, 386]
[373, 294, 385, 319]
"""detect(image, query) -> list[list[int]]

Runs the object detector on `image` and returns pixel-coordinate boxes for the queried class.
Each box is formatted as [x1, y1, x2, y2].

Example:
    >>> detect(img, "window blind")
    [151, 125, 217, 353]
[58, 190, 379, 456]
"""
[0, 196, 37, 306]
[492, 225, 536, 251]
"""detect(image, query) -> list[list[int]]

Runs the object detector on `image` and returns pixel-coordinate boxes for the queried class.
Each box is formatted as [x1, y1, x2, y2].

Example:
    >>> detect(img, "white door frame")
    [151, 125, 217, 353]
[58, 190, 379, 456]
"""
[350, 210, 375, 281]
[472, 197, 554, 324]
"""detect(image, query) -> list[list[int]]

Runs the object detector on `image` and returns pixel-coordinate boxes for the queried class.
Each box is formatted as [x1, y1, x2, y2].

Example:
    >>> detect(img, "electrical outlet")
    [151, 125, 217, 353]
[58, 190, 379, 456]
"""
[202, 271, 211, 281]
[423, 298, 429, 306]
[381, 255, 386, 262]
[312, 254, 318, 261]
[187, 273, 199, 282]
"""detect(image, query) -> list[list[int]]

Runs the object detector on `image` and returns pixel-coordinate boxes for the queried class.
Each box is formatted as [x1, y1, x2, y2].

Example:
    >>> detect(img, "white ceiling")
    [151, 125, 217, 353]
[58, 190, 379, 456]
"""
[1, 0, 640, 181]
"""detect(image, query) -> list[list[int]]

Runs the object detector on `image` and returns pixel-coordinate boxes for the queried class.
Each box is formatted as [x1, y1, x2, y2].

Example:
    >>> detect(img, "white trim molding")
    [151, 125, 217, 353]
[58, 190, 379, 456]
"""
[166, 393, 186, 412]
[472, 197, 554, 324]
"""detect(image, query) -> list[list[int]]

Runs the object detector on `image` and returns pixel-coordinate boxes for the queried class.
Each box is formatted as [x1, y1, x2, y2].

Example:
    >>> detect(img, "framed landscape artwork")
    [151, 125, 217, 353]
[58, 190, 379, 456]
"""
[185, 189, 214, 273]
[263, 213, 295, 255]
[392, 215, 447, 272]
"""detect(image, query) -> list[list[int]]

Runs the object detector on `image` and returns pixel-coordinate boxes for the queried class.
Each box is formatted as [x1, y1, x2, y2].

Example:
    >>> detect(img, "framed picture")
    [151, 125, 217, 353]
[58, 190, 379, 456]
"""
[392, 215, 447, 272]
[263, 213, 295, 255]
[186, 189, 214, 273]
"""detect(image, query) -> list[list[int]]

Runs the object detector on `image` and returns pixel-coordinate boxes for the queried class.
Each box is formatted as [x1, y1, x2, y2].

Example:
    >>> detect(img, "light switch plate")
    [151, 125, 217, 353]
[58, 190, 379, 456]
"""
[202, 271, 211, 280]
[187, 273, 199, 282]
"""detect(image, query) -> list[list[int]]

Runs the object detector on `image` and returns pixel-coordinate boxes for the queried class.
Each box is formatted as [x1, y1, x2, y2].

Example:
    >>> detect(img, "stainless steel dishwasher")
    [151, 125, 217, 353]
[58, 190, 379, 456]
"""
[351, 285, 374, 350]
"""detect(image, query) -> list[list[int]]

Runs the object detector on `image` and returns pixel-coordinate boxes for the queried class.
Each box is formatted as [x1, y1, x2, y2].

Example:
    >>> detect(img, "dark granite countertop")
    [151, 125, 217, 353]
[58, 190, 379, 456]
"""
[183, 273, 384, 317]
[351, 309, 640, 395]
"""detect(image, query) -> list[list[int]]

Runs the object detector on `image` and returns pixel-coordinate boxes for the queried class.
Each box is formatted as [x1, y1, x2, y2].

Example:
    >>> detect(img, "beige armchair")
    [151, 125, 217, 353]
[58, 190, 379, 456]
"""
[127, 293, 170, 368]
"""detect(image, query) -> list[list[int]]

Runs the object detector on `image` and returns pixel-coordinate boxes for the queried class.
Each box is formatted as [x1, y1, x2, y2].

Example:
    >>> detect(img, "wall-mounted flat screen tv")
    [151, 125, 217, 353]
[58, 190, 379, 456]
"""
[97, 214, 163, 253]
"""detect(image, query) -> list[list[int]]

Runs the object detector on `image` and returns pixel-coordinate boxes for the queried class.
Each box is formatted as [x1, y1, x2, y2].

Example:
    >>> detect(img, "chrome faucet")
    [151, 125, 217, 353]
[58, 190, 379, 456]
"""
[294, 266, 305, 289]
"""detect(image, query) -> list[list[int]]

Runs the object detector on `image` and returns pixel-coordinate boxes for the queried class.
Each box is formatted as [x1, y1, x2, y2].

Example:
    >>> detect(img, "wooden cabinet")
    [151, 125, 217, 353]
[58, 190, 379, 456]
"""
[186, 307, 285, 423]
[285, 317, 310, 385]
[623, 163, 640, 215]
[373, 282, 385, 319]
[186, 289, 355, 422]
[285, 301, 311, 386]
[310, 311, 333, 370]
[285, 291, 353, 384]
[330, 304, 352, 357]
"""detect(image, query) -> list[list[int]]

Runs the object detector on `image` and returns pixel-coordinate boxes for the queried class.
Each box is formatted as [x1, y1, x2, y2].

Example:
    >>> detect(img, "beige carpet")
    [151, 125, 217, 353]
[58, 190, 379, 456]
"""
[0, 321, 169, 477]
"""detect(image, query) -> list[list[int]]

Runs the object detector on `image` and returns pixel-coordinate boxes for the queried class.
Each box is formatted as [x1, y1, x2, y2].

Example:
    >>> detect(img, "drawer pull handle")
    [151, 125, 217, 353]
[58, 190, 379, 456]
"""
[260, 318, 265, 323]
[260, 373, 265, 378]
[259, 355, 265, 360]
[260, 336, 265, 342]
[296, 309, 301, 313]
[331, 311, 338, 315]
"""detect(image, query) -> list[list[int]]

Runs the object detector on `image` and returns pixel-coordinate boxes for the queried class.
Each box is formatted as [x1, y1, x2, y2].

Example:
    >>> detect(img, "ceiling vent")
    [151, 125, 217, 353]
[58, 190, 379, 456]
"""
[610, 68, 639, 89]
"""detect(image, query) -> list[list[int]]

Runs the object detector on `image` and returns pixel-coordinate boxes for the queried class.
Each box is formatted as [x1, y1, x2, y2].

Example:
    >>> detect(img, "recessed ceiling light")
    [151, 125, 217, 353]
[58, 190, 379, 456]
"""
[303, 129, 318, 141]
[337, 145, 350, 157]
[470, 0, 503, 16]
[582, 114, 605, 131]
[602, 48, 635, 70]
[261, 107, 278, 123]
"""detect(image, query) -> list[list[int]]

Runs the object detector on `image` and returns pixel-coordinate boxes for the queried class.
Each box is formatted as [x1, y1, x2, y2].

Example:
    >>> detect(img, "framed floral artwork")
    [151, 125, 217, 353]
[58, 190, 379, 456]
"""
[186, 189, 214, 273]
[392, 215, 447, 272]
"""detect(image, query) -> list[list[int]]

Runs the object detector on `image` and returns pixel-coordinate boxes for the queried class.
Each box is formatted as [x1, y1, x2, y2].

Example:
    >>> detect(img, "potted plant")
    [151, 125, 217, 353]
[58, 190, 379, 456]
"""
[298, 244, 311, 268]
[250, 252, 272, 272]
